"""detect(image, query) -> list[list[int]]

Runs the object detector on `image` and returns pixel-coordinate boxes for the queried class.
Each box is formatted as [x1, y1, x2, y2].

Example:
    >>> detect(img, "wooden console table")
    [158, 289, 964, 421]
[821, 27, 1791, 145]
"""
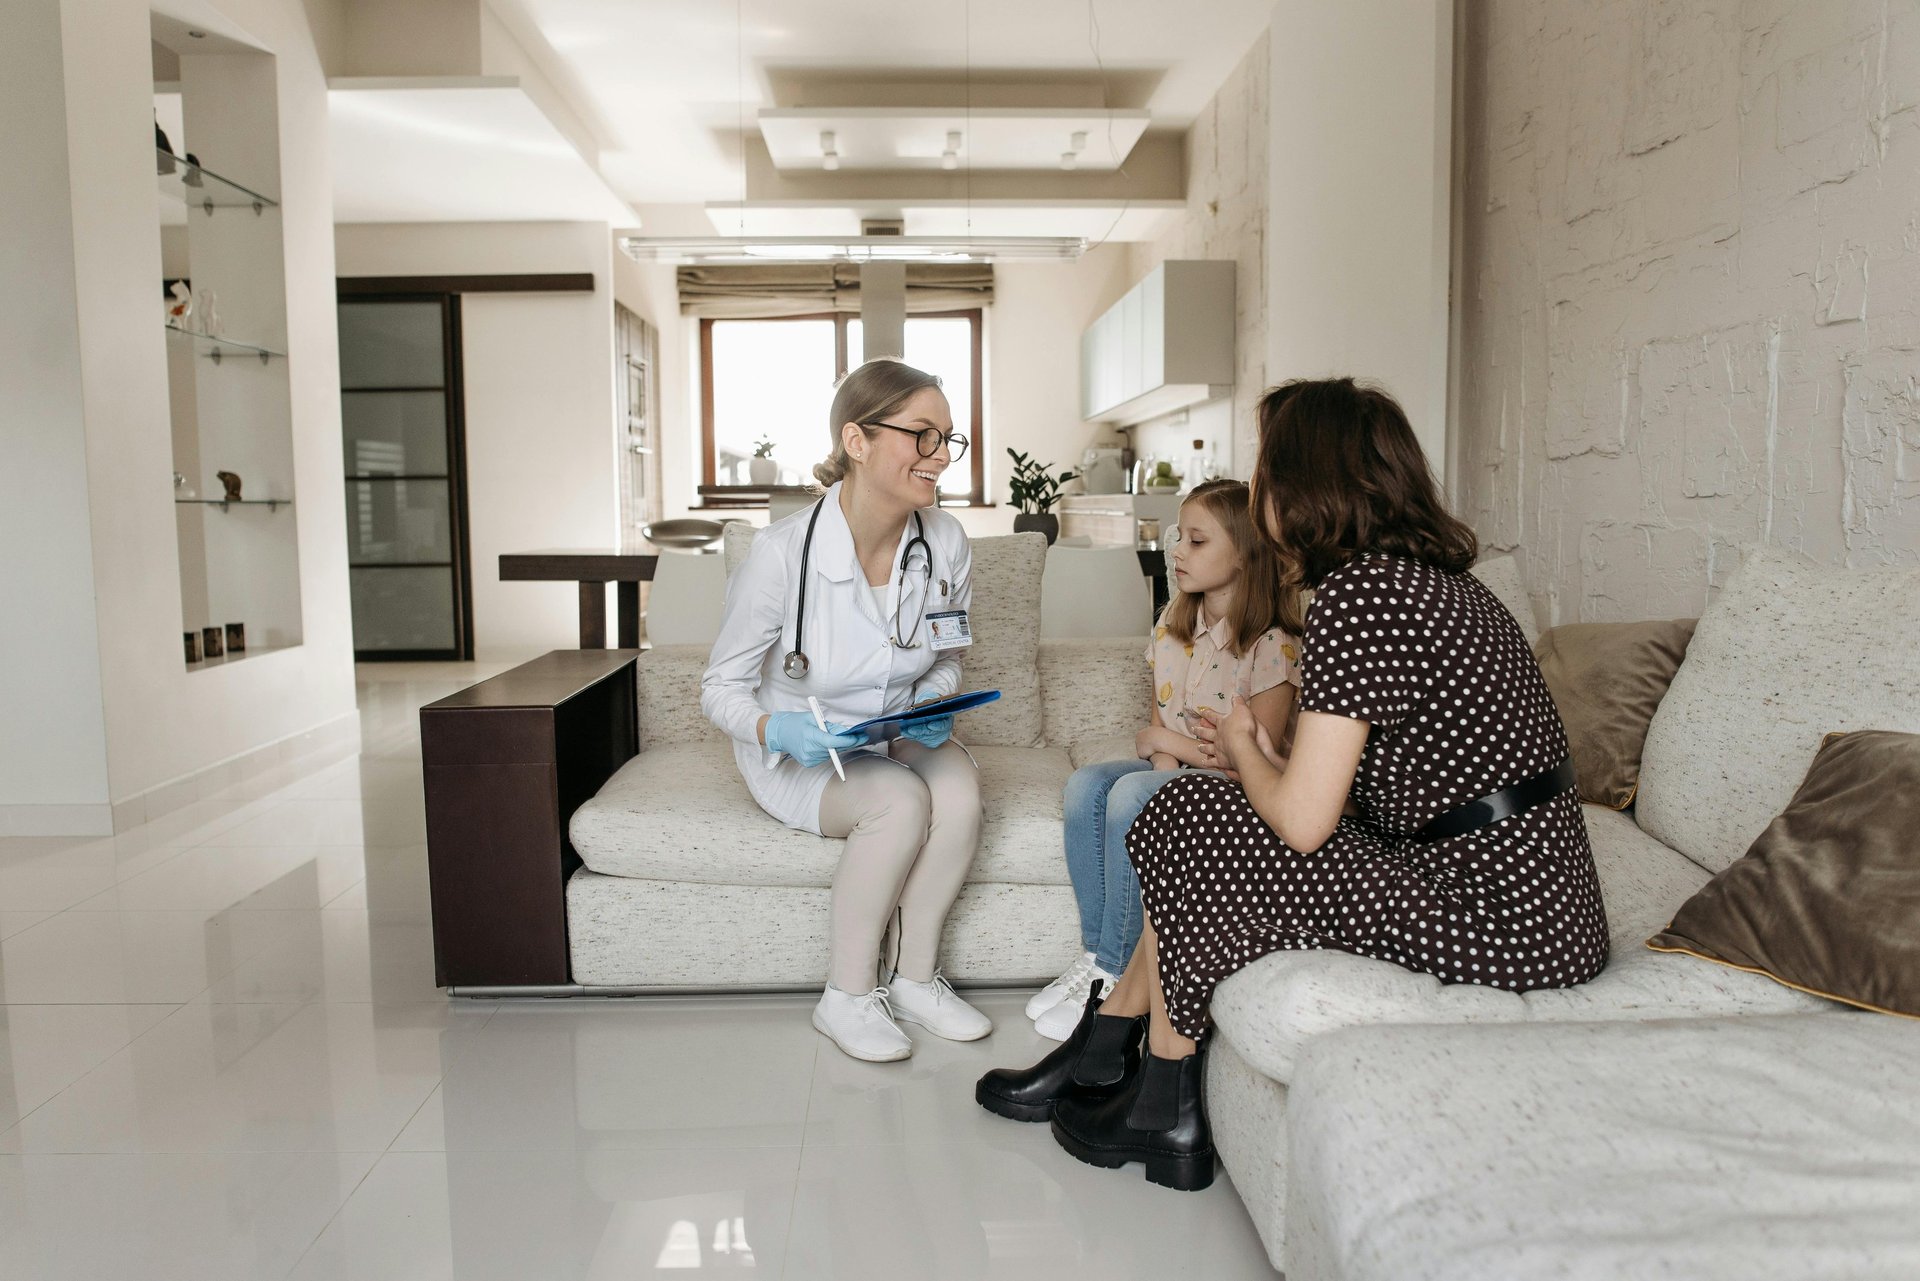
[420, 650, 639, 989]
[499, 548, 661, 648]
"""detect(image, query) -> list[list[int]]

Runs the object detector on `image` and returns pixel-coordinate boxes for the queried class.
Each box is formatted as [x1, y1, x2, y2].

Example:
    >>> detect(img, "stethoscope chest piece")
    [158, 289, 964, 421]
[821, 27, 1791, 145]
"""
[782, 650, 810, 680]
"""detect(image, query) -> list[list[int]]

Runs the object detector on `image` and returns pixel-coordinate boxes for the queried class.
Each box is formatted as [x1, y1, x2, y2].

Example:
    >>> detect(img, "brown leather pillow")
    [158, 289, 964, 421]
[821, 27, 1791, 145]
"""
[1533, 618, 1697, 808]
[1648, 730, 1920, 1018]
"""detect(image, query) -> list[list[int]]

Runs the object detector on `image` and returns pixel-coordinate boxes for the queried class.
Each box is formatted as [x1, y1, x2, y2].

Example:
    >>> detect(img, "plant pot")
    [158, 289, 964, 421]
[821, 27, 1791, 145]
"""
[1013, 512, 1059, 545]
[748, 457, 777, 485]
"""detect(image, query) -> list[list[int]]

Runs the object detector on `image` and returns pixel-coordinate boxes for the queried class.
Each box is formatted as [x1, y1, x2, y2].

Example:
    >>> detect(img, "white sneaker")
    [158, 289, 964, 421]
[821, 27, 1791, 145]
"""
[1026, 951, 1101, 1020]
[886, 970, 993, 1041]
[812, 986, 913, 1062]
[1033, 974, 1116, 1041]
[1027, 952, 1116, 1026]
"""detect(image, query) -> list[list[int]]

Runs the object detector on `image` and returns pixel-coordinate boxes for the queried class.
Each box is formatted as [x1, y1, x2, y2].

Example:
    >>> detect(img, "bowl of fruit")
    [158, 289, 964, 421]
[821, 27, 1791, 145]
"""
[1142, 459, 1183, 492]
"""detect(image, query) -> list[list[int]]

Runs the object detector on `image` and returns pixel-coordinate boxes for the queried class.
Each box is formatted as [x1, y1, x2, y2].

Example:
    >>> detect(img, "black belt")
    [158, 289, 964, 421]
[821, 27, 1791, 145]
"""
[1413, 756, 1578, 845]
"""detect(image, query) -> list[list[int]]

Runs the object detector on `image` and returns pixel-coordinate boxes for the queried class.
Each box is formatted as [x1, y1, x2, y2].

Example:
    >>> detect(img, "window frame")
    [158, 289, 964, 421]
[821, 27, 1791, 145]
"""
[698, 308, 986, 507]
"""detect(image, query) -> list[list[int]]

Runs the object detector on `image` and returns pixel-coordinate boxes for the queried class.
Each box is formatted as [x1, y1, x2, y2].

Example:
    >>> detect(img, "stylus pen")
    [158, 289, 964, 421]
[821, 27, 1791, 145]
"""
[807, 696, 846, 781]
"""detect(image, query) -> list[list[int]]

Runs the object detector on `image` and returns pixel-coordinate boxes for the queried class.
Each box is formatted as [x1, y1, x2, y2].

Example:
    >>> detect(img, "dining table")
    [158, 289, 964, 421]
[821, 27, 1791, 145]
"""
[498, 546, 669, 649]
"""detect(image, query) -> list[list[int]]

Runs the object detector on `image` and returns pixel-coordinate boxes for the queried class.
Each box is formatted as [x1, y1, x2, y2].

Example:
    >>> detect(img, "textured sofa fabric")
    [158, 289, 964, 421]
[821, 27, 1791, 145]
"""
[1286, 1014, 1920, 1281]
[1637, 546, 1920, 873]
[1208, 805, 1828, 1083]
[567, 873, 1082, 987]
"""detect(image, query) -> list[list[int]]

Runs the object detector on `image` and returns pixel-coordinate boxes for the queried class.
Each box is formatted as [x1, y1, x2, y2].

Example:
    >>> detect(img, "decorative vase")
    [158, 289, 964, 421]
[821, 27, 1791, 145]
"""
[748, 456, 777, 485]
[1013, 512, 1059, 545]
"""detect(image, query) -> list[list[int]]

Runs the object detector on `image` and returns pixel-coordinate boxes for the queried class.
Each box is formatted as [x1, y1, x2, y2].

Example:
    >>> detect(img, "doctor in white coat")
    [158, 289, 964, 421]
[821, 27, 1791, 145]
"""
[701, 357, 989, 1062]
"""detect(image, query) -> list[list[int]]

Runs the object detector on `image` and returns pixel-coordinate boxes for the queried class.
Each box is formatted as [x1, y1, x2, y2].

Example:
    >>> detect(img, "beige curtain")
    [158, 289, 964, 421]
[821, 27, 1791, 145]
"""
[677, 263, 993, 317]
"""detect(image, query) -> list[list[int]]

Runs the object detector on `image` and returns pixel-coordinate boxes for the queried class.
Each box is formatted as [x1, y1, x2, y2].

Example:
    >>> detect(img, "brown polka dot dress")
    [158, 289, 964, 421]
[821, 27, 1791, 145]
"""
[1126, 553, 1609, 1039]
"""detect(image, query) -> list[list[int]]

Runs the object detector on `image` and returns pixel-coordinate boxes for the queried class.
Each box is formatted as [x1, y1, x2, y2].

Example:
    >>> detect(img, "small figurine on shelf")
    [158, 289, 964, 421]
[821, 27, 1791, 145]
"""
[182, 152, 204, 189]
[216, 471, 244, 502]
[198, 287, 220, 337]
[165, 280, 193, 329]
[156, 117, 176, 174]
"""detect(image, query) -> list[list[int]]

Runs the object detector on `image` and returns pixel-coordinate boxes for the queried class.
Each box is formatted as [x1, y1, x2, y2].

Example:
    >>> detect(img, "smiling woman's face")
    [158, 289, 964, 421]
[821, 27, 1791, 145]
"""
[845, 385, 953, 510]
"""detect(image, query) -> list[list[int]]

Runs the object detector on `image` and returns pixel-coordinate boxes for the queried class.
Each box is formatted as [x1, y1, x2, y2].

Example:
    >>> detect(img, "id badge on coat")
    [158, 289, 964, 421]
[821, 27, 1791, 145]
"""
[927, 609, 972, 652]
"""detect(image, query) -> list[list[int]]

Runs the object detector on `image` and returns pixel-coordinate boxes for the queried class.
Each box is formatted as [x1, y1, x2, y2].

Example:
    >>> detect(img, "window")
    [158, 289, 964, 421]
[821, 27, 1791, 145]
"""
[700, 309, 984, 505]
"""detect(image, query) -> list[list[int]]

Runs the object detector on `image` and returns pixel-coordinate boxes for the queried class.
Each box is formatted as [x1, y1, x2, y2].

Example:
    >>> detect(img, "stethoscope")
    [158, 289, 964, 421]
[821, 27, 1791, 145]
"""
[782, 501, 933, 680]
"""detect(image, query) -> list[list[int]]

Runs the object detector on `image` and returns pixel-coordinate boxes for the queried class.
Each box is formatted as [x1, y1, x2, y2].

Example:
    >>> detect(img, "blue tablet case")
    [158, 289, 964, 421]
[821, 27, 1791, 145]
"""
[844, 689, 1002, 743]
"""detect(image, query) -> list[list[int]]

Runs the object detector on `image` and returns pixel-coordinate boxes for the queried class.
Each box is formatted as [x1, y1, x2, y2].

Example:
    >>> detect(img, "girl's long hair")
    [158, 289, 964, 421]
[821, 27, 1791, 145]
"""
[1249, 378, 1477, 591]
[1163, 478, 1304, 652]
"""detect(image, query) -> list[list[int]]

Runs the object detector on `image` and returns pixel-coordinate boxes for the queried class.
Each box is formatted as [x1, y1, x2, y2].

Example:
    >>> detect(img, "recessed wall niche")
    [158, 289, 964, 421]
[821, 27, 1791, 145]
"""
[154, 16, 303, 667]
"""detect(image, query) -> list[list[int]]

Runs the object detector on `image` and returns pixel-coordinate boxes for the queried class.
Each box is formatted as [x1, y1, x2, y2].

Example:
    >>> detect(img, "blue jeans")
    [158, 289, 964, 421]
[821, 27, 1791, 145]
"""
[1063, 759, 1190, 975]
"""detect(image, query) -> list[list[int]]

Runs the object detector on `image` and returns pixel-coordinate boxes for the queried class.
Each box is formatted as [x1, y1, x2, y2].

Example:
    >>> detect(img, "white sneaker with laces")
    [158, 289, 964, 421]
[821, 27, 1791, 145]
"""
[1032, 973, 1116, 1041]
[1026, 951, 1100, 1021]
[812, 985, 913, 1062]
[886, 970, 993, 1041]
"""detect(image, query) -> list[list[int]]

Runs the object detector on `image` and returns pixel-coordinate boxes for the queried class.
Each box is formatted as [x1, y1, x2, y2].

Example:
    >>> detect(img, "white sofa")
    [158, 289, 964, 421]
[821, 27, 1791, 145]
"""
[1205, 545, 1919, 1273]
[564, 531, 1150, 987]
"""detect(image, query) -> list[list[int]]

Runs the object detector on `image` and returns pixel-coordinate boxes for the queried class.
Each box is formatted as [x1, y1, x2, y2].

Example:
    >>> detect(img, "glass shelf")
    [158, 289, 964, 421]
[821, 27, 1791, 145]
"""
[164, 324, 285, 364]
[176, 498, 293, 512]
[156, 148, 279, 215]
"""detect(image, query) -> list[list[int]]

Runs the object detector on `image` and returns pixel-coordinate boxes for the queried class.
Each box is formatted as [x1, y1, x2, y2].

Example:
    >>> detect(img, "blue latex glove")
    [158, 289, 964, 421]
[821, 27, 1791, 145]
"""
[764, 711, 861, 767]
[900, 715, 954, 749]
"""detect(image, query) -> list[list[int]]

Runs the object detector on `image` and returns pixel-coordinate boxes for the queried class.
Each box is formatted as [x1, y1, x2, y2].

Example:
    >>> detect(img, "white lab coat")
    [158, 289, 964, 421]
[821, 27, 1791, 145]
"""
[700, 483, 973, 833]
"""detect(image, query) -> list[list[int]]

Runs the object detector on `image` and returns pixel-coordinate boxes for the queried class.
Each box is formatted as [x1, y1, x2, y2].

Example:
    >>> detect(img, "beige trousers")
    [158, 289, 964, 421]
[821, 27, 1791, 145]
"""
[817, 738, 983, 994]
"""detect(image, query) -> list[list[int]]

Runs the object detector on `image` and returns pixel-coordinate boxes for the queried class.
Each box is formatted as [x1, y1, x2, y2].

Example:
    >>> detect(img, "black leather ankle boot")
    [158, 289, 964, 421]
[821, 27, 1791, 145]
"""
[1050, 1043, 1214, 1191]
[975, 992, 1145, 1123]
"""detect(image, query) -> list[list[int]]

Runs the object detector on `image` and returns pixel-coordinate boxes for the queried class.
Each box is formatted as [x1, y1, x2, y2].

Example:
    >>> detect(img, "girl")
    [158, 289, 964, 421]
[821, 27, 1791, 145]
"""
[1020, 479, 1303, 1041]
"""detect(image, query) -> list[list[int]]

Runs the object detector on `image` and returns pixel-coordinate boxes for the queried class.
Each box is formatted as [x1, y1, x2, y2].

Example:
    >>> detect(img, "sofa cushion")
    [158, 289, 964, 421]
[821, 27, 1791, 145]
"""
[1286, 1013, 1920, 1281]
[1038, 636, 1153, 750]
[570, 740, 1073, 887]
[1535, 618, 1697, 808]
[1207, 805, 1829, 1082]
[723, 526, 1048, 748]
[634, 644, 722, 751]
[1467, 553, 1539, 648]
[1651, 730, 1920, 1018]
[1637, 546, 1920, 874]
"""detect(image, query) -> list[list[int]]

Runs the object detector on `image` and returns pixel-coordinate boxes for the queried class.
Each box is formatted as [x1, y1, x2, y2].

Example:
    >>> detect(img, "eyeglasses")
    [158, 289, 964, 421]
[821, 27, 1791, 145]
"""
[862, 420, 970, 462]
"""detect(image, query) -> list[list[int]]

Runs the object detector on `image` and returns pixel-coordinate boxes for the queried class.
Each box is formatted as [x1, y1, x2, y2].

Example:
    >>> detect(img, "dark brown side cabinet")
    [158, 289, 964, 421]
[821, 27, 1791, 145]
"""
[420, 650, 638, 989]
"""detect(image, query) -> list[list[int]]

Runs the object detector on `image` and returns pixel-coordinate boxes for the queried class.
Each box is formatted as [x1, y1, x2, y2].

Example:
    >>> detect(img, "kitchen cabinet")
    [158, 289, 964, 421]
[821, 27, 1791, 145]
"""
[1079, 260, 1234, 426]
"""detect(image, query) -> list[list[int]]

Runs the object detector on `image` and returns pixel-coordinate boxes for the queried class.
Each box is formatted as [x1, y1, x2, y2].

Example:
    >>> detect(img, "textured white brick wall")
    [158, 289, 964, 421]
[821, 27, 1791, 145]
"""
[1454, 0, 1920, 623]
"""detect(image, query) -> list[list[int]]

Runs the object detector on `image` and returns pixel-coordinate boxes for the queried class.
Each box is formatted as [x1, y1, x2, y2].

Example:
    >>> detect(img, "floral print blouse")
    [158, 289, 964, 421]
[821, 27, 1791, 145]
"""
[1146, 606, 1302, 744]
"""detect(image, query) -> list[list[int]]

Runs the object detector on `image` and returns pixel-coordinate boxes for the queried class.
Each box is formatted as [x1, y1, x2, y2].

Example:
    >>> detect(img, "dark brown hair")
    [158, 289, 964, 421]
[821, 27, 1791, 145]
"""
[814, 357, 943, 487]
[1249, 378, 1477, 589]
[1163, 479, 1304, 651]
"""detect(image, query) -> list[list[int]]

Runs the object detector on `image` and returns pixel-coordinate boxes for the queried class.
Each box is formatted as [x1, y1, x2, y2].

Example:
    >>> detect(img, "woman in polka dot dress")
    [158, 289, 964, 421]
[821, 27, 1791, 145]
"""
[979, 378, 1608, 1192]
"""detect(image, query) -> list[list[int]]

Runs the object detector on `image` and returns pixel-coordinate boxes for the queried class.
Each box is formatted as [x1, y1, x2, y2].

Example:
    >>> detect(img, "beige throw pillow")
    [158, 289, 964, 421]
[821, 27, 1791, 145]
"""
[1534, 619, 1697, 809]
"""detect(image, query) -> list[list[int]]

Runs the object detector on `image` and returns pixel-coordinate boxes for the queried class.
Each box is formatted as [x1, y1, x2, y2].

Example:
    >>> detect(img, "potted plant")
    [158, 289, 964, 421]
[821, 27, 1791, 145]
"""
[1006, 448, 1079, 545]
[748, 436, 778, 485]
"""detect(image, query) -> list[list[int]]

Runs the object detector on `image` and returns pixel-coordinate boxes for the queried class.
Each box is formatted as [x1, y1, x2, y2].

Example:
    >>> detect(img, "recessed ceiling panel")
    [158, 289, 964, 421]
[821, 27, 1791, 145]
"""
[759, 107, 1150, 171]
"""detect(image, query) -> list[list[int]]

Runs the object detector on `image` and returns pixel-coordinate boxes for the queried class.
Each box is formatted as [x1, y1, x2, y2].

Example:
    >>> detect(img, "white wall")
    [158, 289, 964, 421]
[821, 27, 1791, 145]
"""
[334, 221, 621, 659]
[1265, 0, 1455, 466]
[4, 0, 361, 834]
[1455, 0, 1920, 623]
[0, 0, 114, 832]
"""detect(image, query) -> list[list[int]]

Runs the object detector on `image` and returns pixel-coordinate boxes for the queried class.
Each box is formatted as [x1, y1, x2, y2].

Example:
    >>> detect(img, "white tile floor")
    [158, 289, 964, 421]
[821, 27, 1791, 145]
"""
[0, 661, 1279, 1279]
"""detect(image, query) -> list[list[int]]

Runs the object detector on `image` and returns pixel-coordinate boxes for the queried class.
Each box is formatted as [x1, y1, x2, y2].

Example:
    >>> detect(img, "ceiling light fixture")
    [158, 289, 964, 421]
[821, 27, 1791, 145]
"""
[620, 235, 1086, 265]
[819, 130, 839, 171]
[941, 130, 961, 171]
[1061, 129, 1088, 171]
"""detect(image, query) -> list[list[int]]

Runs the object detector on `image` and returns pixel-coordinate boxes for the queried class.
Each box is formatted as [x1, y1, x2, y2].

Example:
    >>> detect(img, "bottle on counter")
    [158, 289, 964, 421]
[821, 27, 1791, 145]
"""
[1186, 439, 1213, 491]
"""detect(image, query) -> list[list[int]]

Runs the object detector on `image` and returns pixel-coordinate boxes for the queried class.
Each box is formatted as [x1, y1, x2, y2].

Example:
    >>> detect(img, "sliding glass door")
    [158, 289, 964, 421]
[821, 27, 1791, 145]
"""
[337, 295, 473, 660]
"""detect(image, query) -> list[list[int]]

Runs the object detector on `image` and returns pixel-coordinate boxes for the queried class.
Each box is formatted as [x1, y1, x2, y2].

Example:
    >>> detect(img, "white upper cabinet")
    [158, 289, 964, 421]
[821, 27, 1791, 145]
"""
[1079, 260, 1234, 425]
